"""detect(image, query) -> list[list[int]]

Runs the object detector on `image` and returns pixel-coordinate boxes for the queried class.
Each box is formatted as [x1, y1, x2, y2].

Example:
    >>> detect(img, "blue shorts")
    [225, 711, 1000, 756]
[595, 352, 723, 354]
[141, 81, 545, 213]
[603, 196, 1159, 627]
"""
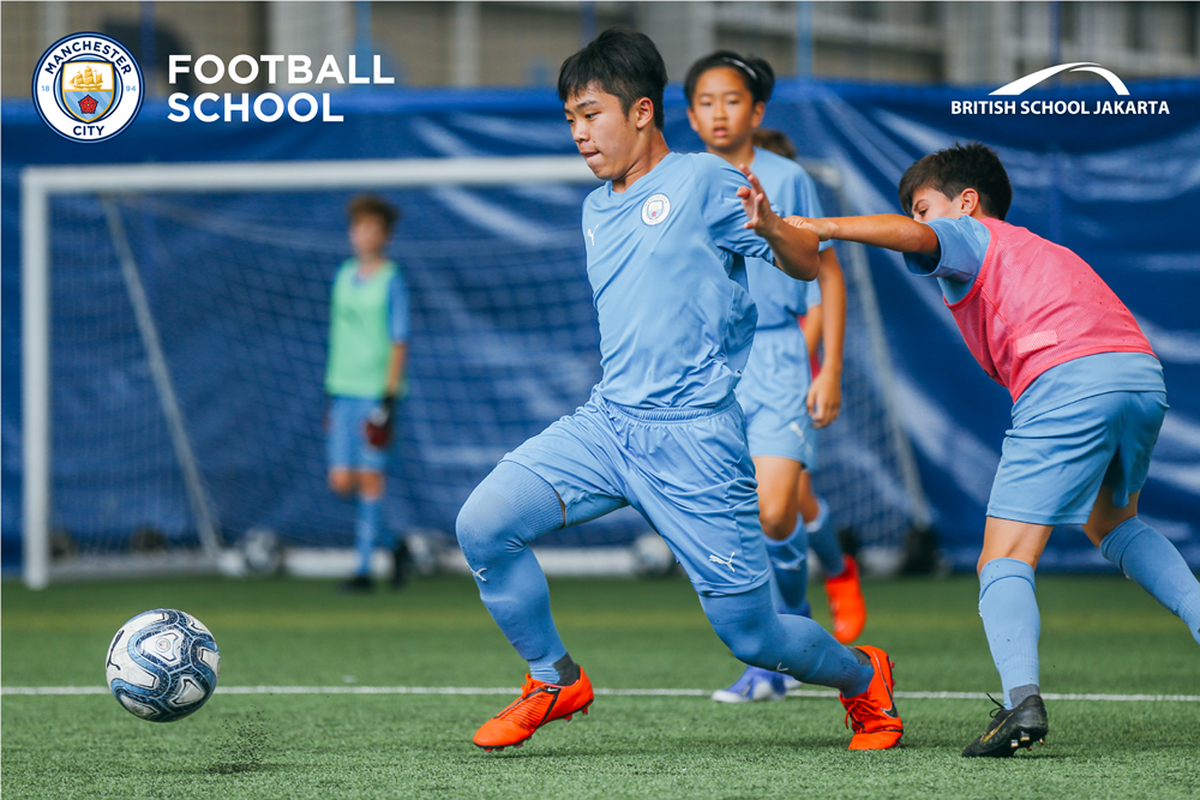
[736, 325, 816, 467]
[327, 396, 388, 473]
[987, 390, 1168, 525]
[503, 389, 770, 595]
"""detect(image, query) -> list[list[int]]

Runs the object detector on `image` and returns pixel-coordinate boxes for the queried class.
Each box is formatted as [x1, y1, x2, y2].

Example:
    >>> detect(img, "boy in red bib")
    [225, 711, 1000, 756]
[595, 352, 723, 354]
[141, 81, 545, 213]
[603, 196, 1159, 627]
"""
[793, 142, 1200, 757]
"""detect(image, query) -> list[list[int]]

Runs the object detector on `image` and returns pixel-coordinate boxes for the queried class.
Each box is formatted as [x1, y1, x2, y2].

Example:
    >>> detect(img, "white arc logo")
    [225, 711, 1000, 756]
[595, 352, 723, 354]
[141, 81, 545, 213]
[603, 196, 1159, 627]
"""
[990, 62, 1129, 96]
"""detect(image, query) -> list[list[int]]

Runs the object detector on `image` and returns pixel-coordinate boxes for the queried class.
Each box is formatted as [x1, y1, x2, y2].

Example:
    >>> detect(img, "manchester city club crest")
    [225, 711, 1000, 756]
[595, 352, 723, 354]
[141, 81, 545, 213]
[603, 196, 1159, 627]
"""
[62, 61, 116, 121]
[641, 193, 671, 226]
[32, 32, 143, 143]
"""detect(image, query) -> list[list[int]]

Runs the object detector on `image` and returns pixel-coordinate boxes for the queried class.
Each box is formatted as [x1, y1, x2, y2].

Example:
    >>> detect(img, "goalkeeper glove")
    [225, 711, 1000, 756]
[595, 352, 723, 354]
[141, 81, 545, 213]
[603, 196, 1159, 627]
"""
[364, 394, 397, 448]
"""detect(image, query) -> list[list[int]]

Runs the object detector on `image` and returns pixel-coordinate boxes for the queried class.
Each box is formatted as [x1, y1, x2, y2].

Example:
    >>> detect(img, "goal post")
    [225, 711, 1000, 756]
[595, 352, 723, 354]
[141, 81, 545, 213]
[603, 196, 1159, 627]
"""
[21, 155, 927, 589]
[21, 156, 596, 590]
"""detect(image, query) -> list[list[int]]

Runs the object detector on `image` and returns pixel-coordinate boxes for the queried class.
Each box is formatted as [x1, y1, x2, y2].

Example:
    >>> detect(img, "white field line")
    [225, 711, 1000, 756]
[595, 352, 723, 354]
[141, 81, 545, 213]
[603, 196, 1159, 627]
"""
[3, 686, 1199, 702]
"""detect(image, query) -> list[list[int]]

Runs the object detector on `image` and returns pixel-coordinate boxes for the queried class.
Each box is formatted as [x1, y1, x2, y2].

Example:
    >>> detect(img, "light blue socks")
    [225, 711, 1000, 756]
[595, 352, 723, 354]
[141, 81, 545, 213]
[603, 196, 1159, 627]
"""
[765, 523, 811, 617]
[978, 519, 1200, 711]
[1100, 517, 1200, 646]
[456, 461, 571, 683]
[807, 496, 845, 577]
[978, 557, 1041, 709]
[354, 496, 382, 577]
[699, 583, 872, 696]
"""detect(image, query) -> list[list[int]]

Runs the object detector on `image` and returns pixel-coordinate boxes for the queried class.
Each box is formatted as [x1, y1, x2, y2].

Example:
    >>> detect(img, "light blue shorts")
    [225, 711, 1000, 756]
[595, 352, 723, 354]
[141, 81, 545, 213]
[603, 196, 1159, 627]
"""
[327, 396, 388, 472]
[503, 389, 770, 595]
[736, 325, 816, 468]
[987, 390, 1168, 525]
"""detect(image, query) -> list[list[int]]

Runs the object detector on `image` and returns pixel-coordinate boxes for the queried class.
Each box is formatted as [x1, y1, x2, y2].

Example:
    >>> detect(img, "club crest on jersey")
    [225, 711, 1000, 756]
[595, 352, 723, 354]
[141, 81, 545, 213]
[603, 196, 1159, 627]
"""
[641, 194, 671, 226]
[32, 32, 144, 143]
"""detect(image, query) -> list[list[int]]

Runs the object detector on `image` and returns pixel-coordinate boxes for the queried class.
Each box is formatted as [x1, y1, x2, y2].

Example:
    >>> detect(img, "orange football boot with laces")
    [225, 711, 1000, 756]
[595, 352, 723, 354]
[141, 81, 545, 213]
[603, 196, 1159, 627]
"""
[840, 645, 902, 750]
[473, 668, 594, 751]
[825, 555, 867, 644]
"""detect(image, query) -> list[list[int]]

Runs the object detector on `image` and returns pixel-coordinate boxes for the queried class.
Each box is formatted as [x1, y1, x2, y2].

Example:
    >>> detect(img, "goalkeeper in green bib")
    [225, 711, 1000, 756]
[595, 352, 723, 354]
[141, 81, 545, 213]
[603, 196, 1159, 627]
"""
[324, 195, 411, 592]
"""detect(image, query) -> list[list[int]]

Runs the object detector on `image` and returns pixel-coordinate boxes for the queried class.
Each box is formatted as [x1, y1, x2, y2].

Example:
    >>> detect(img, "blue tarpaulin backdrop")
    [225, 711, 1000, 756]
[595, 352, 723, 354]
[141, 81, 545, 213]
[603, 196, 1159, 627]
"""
[4, 78, 1198, 572]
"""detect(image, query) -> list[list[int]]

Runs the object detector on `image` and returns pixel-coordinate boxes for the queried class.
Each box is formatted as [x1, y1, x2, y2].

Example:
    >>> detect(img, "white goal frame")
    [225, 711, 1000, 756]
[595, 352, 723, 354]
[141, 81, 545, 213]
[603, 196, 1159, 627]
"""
[21, 156, 596, 589]
[21, 155, 926, 589]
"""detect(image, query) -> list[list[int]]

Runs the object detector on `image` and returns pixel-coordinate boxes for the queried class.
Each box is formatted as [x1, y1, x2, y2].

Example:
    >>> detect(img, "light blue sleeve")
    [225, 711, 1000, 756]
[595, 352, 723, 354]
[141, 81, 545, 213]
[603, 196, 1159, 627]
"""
[388, 271, 410, 342]
[805, 278, 822, 308]
[903, 215, 990, 303]
[696, 156, 774, 261]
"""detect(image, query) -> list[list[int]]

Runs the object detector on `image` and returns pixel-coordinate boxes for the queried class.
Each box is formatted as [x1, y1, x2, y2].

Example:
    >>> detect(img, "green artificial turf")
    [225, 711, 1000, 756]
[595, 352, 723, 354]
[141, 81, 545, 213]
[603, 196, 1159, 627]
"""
[3, 573, 1198, 799]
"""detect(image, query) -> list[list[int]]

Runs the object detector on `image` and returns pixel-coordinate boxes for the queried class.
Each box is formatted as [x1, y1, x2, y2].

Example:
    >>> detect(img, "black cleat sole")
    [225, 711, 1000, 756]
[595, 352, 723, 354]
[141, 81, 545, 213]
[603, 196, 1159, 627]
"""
[962, 695, 1049, 758]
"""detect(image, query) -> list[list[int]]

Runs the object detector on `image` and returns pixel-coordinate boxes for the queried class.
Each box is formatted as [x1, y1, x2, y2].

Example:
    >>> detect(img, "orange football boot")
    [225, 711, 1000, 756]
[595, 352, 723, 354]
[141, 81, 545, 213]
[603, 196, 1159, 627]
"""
[840, 645, 902, 750]
[825, 554, 867, 644]
[473, 668, 594, 751]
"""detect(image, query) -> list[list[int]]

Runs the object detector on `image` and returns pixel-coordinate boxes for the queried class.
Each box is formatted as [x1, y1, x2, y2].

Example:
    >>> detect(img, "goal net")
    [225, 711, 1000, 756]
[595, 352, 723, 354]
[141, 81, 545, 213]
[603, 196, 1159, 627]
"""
[21, 156, 927, 588]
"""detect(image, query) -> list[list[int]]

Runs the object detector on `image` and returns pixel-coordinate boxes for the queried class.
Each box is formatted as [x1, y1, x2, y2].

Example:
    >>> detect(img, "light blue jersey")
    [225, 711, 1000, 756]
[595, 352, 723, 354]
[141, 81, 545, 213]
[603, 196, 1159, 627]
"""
[745, 148, 830, 329]
[583, 152, 773, 408]
[733, 149, 827, 463]
[904, 215, 988, 304]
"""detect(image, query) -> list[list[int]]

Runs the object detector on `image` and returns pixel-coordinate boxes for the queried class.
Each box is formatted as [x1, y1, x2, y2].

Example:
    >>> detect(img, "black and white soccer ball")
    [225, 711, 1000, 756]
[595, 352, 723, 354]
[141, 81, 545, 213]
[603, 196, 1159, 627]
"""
[104, 608, 221, 722]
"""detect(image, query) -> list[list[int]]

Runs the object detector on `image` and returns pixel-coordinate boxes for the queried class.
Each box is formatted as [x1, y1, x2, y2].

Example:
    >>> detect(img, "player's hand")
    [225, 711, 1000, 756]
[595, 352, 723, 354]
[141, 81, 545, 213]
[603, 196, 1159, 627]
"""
[736, 165, 780, 236]
[807, 369, 842, 428]
[785, 216, 835, 242]
[364, 394, 397, 448]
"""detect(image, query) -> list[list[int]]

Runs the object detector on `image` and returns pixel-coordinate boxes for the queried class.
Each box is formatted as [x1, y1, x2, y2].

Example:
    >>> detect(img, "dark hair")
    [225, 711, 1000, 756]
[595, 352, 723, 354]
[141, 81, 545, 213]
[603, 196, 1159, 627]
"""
[898, 142, 1013, 220]
[347, 194, 401, 233]
[752, 128, 796, 159]
[684, 50, 775, 106]
[558, 28, 668, 130]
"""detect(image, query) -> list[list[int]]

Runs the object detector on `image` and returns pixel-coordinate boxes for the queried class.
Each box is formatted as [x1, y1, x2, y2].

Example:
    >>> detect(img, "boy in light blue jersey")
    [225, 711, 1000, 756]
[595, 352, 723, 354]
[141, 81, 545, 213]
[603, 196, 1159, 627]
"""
[795, 142, 1200, 757]
[685, 57, 867, 704]
[456, 29, 902, 754]
[325, 195, 411, 593]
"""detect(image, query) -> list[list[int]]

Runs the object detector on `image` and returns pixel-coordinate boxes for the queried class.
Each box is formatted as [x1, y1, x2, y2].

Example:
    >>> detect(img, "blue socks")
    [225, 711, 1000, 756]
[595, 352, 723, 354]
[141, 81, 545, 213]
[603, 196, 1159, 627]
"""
[978, 519, 1200, 710]
[456, 461, 570, 683]
[978, 558, 1041, 709]
[354, 495, 382, 577]
[765, 524, 810, 616]
[1100, 517, 1200, 646]
[699, 583, 873, 696]
[807, 496, 845, 577]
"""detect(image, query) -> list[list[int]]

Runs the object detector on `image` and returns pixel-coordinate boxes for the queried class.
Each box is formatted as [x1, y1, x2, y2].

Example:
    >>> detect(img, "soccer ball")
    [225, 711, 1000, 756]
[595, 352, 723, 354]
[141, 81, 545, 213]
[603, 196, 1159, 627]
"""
[104, 608, 221, 722]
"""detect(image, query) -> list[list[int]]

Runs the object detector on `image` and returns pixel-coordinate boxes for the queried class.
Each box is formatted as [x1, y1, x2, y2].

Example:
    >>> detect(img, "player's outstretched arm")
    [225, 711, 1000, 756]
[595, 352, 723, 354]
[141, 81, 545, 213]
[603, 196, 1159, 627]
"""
[738, 166, 820, 281]
[788, 214, 940, 259]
